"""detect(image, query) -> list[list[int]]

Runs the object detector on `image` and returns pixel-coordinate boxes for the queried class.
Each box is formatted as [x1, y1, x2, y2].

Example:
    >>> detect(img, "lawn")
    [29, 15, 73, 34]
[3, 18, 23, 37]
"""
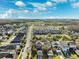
[71, 54, 78, 59]
[53, 56, 62, 59]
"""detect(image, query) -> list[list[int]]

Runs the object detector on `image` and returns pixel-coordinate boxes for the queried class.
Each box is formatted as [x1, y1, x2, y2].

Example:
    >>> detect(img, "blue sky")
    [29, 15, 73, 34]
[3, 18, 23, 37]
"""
[0, 0, 79, 19]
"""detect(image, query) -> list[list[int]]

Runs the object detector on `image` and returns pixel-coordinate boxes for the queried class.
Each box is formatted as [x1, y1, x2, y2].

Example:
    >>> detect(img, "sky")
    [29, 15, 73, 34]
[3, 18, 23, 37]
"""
[0, 0, 79, 19]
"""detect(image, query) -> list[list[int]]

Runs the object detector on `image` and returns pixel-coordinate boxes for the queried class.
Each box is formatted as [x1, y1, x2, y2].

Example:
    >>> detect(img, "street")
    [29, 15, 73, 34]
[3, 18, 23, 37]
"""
[22, 25, 33, 59]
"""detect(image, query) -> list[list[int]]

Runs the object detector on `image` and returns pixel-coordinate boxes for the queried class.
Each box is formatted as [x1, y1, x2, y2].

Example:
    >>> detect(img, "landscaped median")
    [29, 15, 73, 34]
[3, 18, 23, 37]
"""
[17, 49, 22, 59]
[17, 35, 26, 59]
[28, 50, 31, 59]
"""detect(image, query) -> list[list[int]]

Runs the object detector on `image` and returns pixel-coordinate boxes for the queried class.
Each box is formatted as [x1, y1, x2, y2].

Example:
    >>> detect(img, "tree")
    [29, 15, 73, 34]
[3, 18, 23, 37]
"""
[59, 26, 65, 34]
[53, 36, 59, 41]
[38, 37, 45, 42]
[32, 35, 38, 42]
[31, 45, 37, 57]
[47, 33, 53, 42]
[62, 35, 71, 41]
[47, 33, 51, 37]
[42, 44, 48, 57]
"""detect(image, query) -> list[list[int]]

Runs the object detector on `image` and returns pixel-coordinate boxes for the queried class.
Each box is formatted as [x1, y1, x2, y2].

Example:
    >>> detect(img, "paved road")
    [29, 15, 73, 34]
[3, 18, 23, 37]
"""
[22, 25, 33, 59]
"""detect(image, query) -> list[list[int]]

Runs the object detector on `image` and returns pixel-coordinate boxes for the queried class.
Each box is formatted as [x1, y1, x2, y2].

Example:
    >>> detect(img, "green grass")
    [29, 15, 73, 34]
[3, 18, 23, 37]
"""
[53, 56, 61, 59]
[17, 49, 22, 59]
[71, 54, 78, 59]
[32, 55, 37, 59]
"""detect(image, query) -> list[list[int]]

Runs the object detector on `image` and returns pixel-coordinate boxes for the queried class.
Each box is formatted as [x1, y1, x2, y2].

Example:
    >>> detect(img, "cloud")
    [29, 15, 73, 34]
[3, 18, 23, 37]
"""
[0, 9, 16, 19]
[18, 16, 26, 19]
[22, 10, 29, 13]
[30, 3, 46, 11]
[72, 2, 79, 8]
[69, 0, 76, 2]
[33, 9, 39, 13]
[30, 1, 55, 11]
[0, 9, 30, 19]
[15, 1, 26, 7]
[0, 13, 8, 19]
[46, 16, 78, 19]
[30, 3, 45, 8]
[46, 1, 53, 6]
[51, 0, 67, 3]
[37, 7, 46, 11]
